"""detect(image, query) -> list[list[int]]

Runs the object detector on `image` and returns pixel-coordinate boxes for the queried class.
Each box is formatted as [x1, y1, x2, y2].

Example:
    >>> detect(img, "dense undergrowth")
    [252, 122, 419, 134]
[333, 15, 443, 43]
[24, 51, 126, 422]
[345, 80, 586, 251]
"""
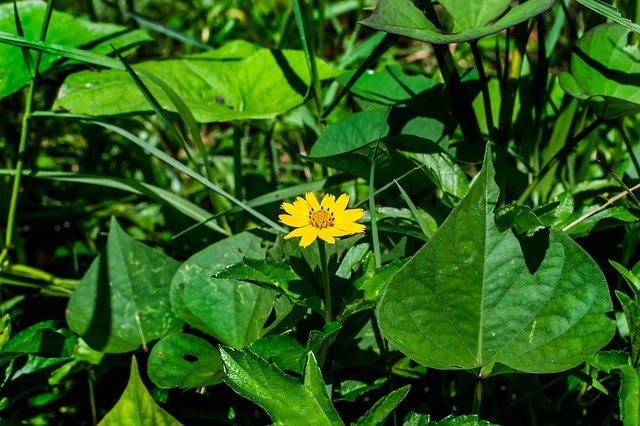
[1, 0, 640, 424]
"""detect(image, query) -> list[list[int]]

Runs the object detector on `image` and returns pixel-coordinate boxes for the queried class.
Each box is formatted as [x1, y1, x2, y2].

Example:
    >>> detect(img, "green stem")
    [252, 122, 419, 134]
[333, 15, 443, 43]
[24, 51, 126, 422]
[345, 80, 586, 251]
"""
[318, 240, 332, 324]
[472, 376, 483, 415]
[0, 80, 35, 266]
[469, 40, 495, 140]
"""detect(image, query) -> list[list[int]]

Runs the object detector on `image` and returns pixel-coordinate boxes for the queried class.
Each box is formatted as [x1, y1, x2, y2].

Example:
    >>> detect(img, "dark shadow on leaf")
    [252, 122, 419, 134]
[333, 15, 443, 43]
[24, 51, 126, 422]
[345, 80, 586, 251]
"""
[514, 228, 550, 275]
[270, 50, 308, 97]
[85, 252, 112, 351]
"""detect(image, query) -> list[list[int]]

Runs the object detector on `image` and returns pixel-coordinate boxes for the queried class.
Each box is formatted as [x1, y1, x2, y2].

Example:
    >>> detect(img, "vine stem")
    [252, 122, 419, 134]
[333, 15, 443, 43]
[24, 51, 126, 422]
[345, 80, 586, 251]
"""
[0, 79, 35, 266]
[563, 182, 640, 232]
[318, 240, 332, 324]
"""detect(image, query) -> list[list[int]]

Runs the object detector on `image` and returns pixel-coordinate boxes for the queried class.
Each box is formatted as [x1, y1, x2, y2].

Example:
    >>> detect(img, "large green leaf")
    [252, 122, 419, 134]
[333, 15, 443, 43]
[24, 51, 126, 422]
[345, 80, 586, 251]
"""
[170, 232, 276, 348]
[99, 357, 182, 425]
[377, 145, 614, 376]
[54, 42, 342, 122]
[0, 0, 151, 98]
[148, 333, 224, 389]
[220, 348, 344, 425]
[560, 24, 640, 119]
[66, 217, 182, 353]
[360, 0, 554, 44]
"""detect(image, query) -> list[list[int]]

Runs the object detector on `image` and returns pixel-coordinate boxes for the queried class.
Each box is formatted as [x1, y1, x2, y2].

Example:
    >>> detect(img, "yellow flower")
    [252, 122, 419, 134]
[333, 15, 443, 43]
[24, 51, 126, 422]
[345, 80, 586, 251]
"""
[279, 192, 366, 248]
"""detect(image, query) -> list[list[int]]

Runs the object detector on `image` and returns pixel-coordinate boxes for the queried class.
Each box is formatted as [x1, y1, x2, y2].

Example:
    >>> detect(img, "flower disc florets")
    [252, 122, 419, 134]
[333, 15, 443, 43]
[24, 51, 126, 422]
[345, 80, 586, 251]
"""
[279, 192, 365, 248]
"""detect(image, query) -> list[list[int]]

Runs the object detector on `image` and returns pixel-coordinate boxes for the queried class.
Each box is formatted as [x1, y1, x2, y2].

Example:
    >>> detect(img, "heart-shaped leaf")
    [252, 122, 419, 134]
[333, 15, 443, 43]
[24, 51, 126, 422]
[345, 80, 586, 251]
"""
[377, 145, 614, 376]
[170, 232, 276, 348]
[560, 24, 640, 119]
[66, 217, 182, 353]
[360, 0, 554, 44]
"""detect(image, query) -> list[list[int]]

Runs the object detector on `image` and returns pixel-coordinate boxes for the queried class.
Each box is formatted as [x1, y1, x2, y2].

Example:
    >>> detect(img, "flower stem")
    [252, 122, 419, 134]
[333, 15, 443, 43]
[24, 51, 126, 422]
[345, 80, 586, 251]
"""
[0, 79, 35, 266]
[318, 240, 332, 323]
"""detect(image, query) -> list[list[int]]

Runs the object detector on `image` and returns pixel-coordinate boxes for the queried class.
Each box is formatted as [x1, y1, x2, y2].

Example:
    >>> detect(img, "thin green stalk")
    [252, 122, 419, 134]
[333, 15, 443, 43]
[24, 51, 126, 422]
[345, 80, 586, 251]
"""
[472, 377, 482, 415]
[88, 368, 97, 426]
[318, 240, 332, 323]
[469, 40, 495, 140]
[0, 80, 34, 266]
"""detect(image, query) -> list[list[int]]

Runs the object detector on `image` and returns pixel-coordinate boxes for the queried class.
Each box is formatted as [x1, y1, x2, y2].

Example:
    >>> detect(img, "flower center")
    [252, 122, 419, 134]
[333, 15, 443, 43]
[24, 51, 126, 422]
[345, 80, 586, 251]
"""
[309, 206, 335, 229]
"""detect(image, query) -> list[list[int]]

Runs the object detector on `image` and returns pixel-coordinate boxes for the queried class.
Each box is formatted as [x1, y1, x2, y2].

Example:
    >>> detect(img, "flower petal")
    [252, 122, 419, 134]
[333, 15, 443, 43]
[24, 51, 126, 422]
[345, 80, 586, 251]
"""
[334, 222, 366, 234]
[318, 227, 342, 244]
[299, 228, 319, 247]
[305, 192, 321, 211]
[333, 194, 350, 212]
[335, 208, 364, 223]
[282, 200, 309, 217]
[279, 213, 309, 228]
[320, 193, 336, 210]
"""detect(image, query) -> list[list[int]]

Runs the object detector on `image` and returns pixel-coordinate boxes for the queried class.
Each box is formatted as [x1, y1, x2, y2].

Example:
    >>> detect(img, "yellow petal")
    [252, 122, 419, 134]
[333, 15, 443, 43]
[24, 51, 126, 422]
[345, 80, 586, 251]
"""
[335, 222, 366, 234]
[335, 208, 364, 223]
[284, 225, 319, 247]
[305, 192, 321, 211]
[333, 193, 350, 212]
[279, 214, 309, 228]
[318, 227, 342, 244]
[299, 228, 319, 247]
[282, 201, 309, 218]
[320, 193, 336, 210]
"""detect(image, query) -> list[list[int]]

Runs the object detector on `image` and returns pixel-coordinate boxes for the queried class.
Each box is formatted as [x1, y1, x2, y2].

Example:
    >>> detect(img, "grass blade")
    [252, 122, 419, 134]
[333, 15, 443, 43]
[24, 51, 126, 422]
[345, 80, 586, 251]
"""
[32, 111, 287, 232]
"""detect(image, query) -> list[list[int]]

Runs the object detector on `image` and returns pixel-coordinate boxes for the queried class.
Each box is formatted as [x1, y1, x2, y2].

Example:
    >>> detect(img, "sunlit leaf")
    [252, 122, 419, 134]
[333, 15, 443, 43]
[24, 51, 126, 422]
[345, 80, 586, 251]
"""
[377, 145, 615, 376]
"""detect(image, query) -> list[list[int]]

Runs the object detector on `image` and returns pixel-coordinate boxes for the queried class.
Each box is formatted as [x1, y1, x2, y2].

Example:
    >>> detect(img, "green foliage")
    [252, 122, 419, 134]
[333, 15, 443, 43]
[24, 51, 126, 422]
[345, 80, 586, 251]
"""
[560, 24, 640, 119]
[66, 217, 182, 353]
[1, 0, 640, 424]
[377, 147, 615, 376]
[98, 357, 182, 425]
[0, 1, 151, 98]
[221, 348, 344, 425]
[360, 0, 554, 43]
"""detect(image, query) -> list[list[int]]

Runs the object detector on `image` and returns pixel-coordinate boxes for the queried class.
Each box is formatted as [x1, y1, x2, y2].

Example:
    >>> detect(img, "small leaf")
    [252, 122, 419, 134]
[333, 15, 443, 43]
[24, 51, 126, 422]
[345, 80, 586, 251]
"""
[0, 321, 76, 366]
[616, 290, 640, 367]
[585, 350, 631, 374]
[214, 258, 313, 302]
[611, 261, 640, 300]
[335, 378, 387, 402]
[148, 333, 223, 389]
[354, 385, 410, 425]
[66, 217, 182, 353]
[618, 364, 640, 426]
[98, 357, 183, 425]
[220, 348, 344, 425]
